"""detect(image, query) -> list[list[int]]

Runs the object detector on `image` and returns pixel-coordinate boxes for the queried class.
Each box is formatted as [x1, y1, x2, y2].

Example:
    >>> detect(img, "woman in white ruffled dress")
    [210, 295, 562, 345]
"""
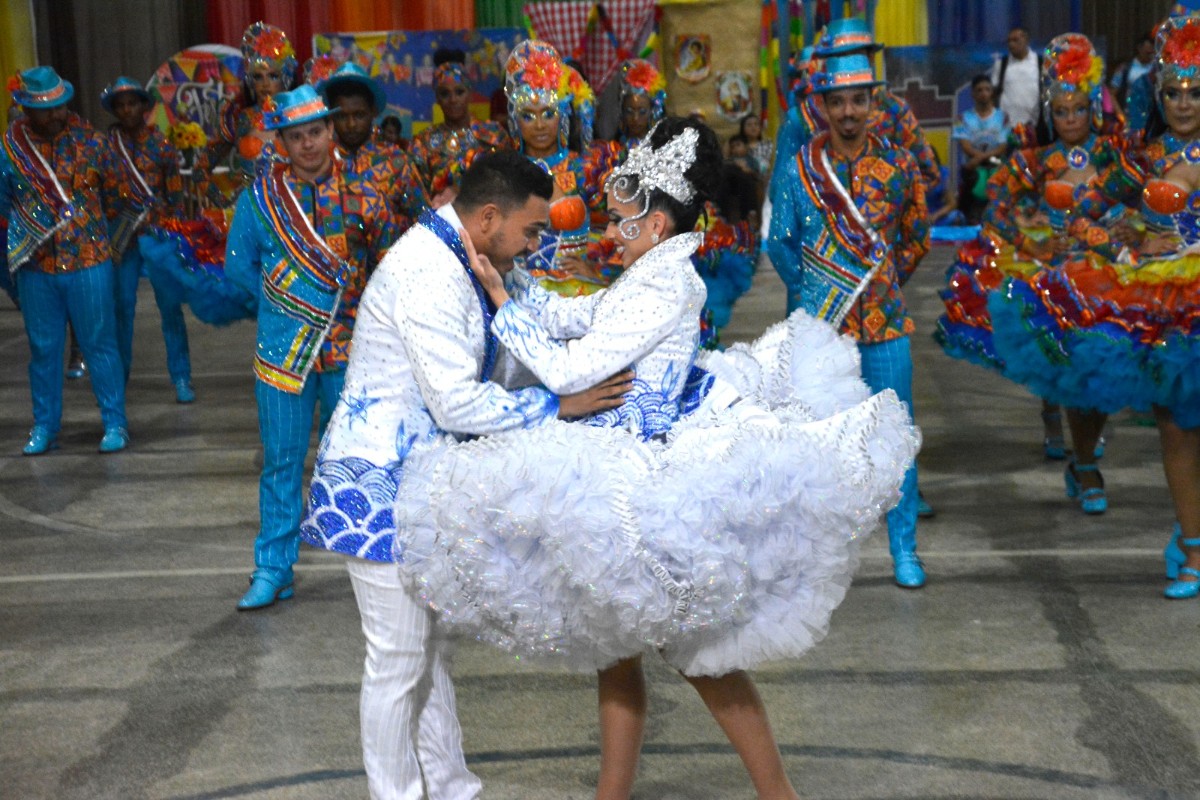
[393, 117, 919, 799]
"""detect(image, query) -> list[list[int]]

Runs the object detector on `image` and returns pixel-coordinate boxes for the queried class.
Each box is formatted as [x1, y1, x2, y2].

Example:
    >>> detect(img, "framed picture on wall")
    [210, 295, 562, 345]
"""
[675, 34, 711, 83]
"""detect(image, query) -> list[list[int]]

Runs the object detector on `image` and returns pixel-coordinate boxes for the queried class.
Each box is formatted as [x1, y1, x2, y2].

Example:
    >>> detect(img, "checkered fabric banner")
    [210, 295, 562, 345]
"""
[524, 0, 656, 91]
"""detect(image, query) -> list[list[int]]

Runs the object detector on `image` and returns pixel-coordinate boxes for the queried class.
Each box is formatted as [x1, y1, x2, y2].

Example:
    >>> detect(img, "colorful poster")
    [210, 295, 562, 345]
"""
[675, 34, 711, 83]
[147, 45, 245, 142]
[313, 28, 524, 135]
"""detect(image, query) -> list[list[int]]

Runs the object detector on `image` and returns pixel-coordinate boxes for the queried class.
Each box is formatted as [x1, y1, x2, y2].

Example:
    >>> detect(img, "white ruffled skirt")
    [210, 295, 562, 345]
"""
[393, 311, 920, 676]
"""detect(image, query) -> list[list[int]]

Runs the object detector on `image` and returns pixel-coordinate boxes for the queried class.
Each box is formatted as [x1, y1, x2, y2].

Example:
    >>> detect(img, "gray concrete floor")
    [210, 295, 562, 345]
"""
[2, 247, 1199, 800]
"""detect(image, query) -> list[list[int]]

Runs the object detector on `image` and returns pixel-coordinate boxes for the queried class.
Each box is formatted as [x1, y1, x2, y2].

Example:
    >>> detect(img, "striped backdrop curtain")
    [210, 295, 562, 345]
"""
[206, 0, 475, 60]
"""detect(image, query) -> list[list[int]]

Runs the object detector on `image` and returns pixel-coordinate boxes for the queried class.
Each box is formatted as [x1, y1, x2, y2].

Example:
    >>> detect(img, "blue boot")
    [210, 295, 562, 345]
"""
[1165, 523, 1186, 580]
[99, 427, 129, 453]
[22, 426, 58, 456]
[237, 569, 294, 611]
[174, 379, 196, 404]
[890, 526, 926, 589]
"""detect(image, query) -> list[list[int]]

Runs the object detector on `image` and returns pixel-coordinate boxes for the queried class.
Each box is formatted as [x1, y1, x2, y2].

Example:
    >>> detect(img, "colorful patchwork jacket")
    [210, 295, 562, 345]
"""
[408, 119, 512, 197]
[336, 135, 430, 233]
[105, 125, 184, 258]
[0, 114, 118, 273]
[224, 159, 398, 392]
[768, 131, 929, 344]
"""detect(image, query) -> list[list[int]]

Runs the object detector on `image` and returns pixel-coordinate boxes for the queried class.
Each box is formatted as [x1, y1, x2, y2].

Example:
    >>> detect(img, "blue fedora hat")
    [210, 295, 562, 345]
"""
[262, 85, 338, 131]
[100, 76, 152, 113]
[813, 17, 884, 57]
[12, 66, 73, 109]
[320, 62, 388, 115]
[809, 54, 884, 94]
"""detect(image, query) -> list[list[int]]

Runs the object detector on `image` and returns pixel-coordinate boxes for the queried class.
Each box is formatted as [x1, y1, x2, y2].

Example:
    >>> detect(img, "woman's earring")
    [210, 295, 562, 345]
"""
[651, 232, 660, 244]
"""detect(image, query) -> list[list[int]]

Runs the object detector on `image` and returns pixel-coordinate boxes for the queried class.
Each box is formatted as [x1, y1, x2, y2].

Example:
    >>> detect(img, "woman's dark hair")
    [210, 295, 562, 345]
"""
[620, 116, 723, 233]
[729, 133, 749, 146]
[456, 150, 554, 212]
[738, 113, 761, 139]
[971, 74, 992, 89]
[380, 115, 403, 133]
[716, 162, 759, 224]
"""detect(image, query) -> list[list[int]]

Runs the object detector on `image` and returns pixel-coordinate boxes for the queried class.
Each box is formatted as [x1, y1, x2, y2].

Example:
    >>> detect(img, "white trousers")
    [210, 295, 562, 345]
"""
[346, 559, 481, 800]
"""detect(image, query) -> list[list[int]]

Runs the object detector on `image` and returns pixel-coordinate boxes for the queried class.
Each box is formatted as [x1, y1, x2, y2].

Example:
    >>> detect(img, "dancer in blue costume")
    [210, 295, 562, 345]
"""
[988, 15, 1200, 598]
[100, 76, 196, 403]
[393, 117, 918, 800]
[938, 34, 1135, 513]
[1, 66, 129, 454]
[223, 85, 398, 610]
[768, 54, 931, 588]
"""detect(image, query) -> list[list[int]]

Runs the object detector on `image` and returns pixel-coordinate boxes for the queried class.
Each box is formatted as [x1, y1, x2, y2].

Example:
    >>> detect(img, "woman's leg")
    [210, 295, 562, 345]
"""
[1066, 407, 1107, 493]
[683, 670, 799, 800]
[596, 656, 647, 800]
[1042, 400, 1065, 459]
[1156, 406, 1200, 582]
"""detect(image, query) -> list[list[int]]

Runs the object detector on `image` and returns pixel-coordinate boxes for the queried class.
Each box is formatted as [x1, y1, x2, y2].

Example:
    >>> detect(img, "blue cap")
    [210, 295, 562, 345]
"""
[262, 85, 338, 131]
[100, 76, 152, 113]
[320, 62, 388, 115]
[11, 66, 73, 109]
[809, 54, 884, 94]
[813, 17, 883, 57]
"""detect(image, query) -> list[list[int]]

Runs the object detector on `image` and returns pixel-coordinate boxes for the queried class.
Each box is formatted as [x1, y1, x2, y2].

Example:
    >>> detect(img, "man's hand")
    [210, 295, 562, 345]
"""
[557, 370, 635, 419]
[459, 226, 510, 307]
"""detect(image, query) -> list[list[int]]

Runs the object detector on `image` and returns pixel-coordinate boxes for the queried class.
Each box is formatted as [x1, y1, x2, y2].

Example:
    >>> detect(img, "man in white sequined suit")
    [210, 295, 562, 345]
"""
[300, 150, 630, 800]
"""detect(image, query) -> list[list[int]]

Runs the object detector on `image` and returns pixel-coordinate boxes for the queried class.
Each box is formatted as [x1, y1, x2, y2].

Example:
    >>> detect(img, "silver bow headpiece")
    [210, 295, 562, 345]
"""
[605, 123, 699, 240]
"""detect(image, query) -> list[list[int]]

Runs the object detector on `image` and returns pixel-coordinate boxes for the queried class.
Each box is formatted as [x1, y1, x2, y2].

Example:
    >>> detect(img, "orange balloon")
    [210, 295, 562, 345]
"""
[1144, 180, 1188, 215]
[549, 196, 588, 231]
[238, 134, 265, 161]
[1044, 180, 1076, 211]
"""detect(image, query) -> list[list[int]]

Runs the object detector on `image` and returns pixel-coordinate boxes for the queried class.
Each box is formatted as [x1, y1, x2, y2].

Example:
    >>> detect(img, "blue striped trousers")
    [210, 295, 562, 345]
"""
[114, 243, 191, 384]
[253, 370, 345, 579]
[16, 263, 126, 434]
[858, 335, 919, 556]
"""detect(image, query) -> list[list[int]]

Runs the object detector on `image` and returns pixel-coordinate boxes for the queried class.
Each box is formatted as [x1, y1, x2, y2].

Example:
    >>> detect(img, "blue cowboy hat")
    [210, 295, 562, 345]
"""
[809, 54, 884, 94]
[11, 66, 73, 109]
[100, 76, 153, 113]
[813, 17, 884, 58]
[320, 62, 388, 115]
[262, 85, 338, 131]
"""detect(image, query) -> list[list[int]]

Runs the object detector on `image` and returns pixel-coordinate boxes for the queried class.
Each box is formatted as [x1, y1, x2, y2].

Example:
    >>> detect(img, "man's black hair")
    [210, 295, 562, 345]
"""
[729, 133, 749, 145]
[971, 74, 992, 89]
[325, 80, 376, 111]
[455, 150, 553, 212]
[433, 48, 467, 67]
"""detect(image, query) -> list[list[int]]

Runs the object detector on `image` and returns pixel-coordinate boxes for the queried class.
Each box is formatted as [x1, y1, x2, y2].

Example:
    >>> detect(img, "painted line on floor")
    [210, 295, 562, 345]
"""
[0, 548, 1175, 585]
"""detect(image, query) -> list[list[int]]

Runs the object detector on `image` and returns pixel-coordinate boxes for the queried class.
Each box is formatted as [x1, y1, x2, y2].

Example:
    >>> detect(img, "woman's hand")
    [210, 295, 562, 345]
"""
[558, 251, 601, 282]
[459, 226, 510, 307]
[1139, 233, 1180, 256]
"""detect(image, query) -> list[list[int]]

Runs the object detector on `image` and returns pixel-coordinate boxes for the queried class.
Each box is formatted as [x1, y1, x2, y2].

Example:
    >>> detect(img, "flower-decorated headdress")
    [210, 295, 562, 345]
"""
[1156, 14, 1200, 90]
[605, 121, 699, 240]
[618, 59, 667, 126]
[1041, 33, 1105, 131]
[435, 62, 468, 88]
[241, 22, 298, 86]
[506, 39, 582, 150]
[562, 64, 595, 149]
[303, 55, 341, 88]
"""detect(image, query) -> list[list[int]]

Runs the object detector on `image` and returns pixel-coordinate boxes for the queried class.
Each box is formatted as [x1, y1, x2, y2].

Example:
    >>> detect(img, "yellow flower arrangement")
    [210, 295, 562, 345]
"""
[171, 122, 208, 150]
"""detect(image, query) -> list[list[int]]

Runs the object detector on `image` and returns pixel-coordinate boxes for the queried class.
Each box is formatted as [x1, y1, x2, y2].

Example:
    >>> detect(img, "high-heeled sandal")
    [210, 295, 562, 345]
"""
[1165, 536, 1200, 599]
[1041, 410, 1065, 460]
[1165, 523, 1186, 580]
[1064, 460, 1107, 514]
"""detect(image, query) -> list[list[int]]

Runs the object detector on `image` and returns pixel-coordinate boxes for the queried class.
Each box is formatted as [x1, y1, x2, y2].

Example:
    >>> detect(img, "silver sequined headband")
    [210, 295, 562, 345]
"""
[605, 123, 699, 240]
